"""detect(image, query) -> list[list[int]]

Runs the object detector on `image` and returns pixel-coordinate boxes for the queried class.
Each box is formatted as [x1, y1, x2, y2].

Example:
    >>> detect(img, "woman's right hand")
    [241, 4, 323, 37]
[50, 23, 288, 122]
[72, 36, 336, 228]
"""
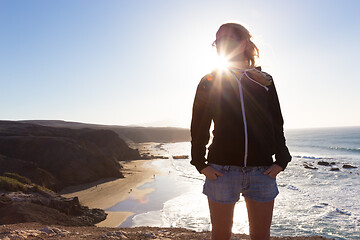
[201, 166, 224, 180]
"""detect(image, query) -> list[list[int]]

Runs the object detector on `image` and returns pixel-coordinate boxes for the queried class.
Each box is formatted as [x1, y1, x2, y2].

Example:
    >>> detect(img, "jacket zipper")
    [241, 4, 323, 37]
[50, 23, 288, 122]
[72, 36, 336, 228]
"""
[231, 70, 248, 167]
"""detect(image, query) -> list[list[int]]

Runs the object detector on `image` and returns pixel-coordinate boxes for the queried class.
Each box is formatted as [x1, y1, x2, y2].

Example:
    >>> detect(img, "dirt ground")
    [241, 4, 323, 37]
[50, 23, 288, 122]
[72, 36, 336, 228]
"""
[0, 222, 334, 240]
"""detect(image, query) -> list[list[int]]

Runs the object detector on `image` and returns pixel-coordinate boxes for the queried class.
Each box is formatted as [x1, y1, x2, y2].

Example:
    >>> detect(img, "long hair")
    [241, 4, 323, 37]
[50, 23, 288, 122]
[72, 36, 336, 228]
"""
[216, 23, 259, 68]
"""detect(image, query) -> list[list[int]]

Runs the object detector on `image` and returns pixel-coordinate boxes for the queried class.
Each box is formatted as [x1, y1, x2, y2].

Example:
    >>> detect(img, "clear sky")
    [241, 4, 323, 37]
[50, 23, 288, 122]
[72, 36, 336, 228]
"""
[1, 0, 359, 129]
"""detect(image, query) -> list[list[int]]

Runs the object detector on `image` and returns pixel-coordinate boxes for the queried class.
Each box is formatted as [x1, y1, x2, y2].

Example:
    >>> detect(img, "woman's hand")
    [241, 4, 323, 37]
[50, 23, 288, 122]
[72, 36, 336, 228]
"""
[263, 164, 283, 178]
[201, 166, 224, 180]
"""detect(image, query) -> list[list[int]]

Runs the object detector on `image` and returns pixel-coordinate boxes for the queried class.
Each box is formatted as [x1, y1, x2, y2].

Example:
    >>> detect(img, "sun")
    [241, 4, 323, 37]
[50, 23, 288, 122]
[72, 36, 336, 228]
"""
[190, 42, 231, 79]
[215, 55, 230, 71]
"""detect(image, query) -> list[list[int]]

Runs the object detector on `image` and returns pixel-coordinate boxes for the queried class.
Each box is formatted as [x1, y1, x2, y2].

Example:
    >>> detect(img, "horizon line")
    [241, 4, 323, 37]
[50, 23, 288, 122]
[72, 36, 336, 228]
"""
[2, 119, 360, 131]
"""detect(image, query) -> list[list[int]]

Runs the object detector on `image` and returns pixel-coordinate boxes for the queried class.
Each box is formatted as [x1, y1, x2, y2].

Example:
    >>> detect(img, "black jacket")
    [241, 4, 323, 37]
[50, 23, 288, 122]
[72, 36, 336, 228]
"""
[190, 67, 291, 174]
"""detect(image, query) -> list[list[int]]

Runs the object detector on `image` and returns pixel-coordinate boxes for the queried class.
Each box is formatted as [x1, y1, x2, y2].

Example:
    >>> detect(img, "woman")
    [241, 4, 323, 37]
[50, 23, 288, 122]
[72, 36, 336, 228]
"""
[190, 23, 291, 240]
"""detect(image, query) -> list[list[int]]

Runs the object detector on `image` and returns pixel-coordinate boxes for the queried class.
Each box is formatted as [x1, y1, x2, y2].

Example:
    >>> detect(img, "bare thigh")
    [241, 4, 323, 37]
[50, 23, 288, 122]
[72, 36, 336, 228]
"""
[245, 197, 274, 240]
[207, 197, 235, 240]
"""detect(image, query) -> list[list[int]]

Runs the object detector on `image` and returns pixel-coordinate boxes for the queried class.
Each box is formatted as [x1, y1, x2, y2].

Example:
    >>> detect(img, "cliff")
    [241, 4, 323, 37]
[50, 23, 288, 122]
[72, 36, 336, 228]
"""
[0, 121, 140, 191]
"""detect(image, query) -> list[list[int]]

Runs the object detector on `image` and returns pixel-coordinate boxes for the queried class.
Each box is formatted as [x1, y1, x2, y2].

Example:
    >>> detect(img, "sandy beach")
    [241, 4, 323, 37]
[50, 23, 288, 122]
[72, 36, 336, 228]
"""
[61, 159, 161, 228]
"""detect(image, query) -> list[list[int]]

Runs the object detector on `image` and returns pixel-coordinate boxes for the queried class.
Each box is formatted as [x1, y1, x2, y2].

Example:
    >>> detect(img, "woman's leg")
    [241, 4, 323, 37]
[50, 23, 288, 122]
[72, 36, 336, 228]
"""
[208, 197, 236, 240]
[244, 198, 274, 240]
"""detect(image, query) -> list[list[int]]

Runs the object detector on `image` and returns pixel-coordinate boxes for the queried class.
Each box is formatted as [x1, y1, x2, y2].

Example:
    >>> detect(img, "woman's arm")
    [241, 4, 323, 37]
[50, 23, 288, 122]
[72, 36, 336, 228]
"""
[190, 75, 214, 174]
[268, 79, 292, 170]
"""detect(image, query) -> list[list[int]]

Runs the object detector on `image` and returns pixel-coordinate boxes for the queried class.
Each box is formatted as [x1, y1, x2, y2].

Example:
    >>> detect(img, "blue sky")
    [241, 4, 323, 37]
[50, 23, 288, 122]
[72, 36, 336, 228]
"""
[1, 0, 359, 129]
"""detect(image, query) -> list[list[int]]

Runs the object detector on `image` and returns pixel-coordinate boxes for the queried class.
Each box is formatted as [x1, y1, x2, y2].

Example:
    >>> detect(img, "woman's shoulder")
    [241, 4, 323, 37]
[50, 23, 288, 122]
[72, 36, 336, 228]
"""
[245, 66, 274, 87]
[200, 68, 219, 81]
[200, 73, 215, 82]
[199, 66, 275, 88]
[199, 68, 230, 83]
[198, 70, 218, 88]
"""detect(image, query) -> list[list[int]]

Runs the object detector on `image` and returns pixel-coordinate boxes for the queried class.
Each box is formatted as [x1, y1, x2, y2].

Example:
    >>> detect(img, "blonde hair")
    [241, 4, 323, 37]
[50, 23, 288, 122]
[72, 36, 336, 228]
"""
[216, 23, 259, 68]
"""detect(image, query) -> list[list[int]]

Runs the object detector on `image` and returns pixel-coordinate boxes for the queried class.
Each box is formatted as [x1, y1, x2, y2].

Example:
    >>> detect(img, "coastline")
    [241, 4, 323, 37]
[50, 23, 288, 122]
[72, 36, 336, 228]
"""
[55, 138, 359, 239]
[61, 159, 161, 227]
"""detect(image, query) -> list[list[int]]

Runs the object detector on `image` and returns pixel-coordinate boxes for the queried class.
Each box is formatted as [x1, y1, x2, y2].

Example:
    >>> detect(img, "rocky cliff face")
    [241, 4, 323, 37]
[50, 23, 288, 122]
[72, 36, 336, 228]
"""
[0, 121, 141, 191]
[0, 154, 56, 189]
[0, 191, 107, 226]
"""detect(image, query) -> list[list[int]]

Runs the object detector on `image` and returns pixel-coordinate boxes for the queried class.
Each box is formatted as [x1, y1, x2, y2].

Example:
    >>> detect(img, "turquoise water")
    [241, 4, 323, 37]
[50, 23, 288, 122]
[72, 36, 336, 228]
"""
[108, 126, 360, 240]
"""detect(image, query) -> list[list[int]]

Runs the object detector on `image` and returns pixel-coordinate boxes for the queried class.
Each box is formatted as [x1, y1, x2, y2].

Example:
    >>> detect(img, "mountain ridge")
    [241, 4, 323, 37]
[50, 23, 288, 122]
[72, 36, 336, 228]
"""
[19, 120, 191, 143]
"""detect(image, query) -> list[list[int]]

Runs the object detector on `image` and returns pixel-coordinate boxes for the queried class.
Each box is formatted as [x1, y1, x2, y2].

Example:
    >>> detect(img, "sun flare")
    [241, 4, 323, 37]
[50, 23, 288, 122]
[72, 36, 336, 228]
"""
[192, 44, 231, 80]
[215, 55, 230, 71]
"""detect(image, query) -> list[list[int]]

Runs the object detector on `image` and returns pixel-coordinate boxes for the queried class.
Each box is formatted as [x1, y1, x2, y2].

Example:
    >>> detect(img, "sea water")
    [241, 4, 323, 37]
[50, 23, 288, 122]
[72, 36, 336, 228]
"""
[108, 126, 360, 240]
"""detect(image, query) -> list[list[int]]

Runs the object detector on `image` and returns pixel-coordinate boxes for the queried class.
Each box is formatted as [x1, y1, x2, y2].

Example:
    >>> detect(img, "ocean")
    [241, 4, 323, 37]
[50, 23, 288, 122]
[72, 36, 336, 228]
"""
[108, 126, 360, 240]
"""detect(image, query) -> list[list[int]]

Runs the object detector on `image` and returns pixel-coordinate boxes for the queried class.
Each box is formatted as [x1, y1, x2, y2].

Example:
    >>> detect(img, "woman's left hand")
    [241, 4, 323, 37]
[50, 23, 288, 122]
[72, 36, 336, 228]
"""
[263, 164, 283, 178]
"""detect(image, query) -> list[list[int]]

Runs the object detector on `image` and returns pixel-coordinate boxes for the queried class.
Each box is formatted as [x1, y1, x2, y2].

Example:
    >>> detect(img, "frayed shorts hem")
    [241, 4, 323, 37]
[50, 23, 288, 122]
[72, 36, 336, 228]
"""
[203, 192, 240, 204]
[202, 190, 278, 204]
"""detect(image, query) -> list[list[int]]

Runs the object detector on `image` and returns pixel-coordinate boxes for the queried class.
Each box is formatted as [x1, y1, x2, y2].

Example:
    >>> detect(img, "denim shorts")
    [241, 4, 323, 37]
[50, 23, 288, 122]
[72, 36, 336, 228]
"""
[202, 163, 279, 204]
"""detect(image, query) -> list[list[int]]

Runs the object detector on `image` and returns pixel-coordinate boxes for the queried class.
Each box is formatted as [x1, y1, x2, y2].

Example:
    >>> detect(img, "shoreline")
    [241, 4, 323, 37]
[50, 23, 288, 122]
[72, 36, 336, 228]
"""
[61, 159, 162, 227]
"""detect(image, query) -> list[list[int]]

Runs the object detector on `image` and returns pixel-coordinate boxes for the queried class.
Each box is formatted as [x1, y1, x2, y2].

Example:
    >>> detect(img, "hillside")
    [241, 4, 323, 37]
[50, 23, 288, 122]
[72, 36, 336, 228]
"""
[0, 121, 140, 191]
[20, 120, 191, 143]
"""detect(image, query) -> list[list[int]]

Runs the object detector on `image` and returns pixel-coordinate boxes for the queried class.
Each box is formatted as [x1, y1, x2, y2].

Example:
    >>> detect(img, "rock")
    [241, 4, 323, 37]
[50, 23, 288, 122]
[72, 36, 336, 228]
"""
[0, 192, 107, 226]
[0, 228, 57, 239]
[40, 226, 69, 235]
[141, 154, 168, 160]
[100, 231, 128, 239]
[143, 232, 156, 238]
[172, 155, 189, 159]
[343, 164, 357, 169]
[330, 167, 340, 171]
[317, 161, 330, 166]
[39, 227, 52, 234]
[0, 194, 12, 207]
[303, 162, 318, 170]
